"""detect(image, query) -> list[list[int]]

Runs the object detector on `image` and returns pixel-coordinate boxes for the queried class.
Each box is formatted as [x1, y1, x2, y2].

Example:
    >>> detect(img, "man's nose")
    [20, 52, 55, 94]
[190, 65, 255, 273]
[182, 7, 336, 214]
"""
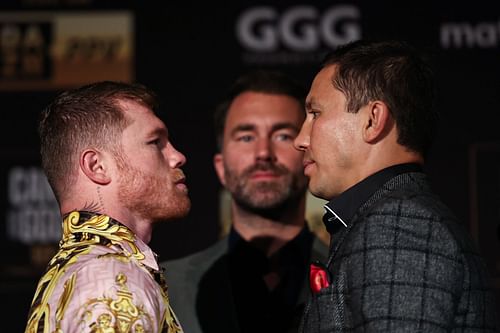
[294, 123, 310, 152]
[255, 138, 276, 162]
[167, 143, 187, 168]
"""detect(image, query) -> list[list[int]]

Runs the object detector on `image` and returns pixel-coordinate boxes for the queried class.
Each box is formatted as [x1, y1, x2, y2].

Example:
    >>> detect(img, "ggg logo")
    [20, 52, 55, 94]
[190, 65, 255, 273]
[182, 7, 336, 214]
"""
[236, 5, 361, 52]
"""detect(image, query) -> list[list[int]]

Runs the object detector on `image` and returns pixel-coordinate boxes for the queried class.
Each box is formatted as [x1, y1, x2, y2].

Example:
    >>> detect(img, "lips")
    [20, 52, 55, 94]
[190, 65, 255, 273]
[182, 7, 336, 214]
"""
[174, 174, 188, 193]
[302, 159, 315, 175]
[250, 171, 280, 179]
[303, 160, 313, 168]
[243, 162, 287, 180]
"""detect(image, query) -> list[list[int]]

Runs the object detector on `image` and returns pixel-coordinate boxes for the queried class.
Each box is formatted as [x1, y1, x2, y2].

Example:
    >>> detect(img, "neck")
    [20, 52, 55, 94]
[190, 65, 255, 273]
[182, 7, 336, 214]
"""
[60, 182, 154, 244]
[351, 142, 424, 187]
[231, 195, 306, 256]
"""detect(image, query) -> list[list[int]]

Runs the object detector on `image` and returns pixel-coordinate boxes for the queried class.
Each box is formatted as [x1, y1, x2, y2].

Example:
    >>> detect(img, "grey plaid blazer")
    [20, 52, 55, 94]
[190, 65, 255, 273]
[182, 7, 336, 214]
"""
[300, 171, 499, 332]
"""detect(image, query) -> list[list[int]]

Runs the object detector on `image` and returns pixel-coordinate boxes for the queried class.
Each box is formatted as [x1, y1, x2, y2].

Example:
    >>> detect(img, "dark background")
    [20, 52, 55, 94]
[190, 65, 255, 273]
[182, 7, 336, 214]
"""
[1, 1, 499, 331]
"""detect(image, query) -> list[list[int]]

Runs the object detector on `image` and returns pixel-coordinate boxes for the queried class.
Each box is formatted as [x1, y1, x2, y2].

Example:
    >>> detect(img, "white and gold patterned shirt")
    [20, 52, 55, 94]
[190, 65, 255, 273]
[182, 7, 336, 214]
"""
[25, 211, 183, 333]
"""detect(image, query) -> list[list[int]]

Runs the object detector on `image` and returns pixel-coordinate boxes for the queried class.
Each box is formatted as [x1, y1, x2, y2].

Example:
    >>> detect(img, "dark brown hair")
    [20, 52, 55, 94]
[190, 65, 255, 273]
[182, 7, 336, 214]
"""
[214, 70, 307, 151]
[323, 40, 437, 155]
[39, 81, 158, 201]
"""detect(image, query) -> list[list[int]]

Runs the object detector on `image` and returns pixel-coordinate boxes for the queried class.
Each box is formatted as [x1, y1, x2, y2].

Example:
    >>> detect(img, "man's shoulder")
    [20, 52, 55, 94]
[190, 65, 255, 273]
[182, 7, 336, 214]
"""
[363, 172, 453, 218]
[160, 237, 228, 280]
[351, 176, 480, 258]
[373, 187, 453, 221]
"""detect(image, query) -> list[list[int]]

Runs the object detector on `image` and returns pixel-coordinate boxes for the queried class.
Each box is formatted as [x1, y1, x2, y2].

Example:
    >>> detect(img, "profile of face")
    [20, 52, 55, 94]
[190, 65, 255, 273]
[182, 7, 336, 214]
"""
[214, 91, 308, 212]
[294, 65, 366, 200]
[115, 99, 191, 221]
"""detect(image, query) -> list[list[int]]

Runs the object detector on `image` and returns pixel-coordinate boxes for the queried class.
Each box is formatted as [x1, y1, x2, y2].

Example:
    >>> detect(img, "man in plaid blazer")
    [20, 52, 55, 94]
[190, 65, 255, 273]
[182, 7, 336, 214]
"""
[294, 39, 499, 332]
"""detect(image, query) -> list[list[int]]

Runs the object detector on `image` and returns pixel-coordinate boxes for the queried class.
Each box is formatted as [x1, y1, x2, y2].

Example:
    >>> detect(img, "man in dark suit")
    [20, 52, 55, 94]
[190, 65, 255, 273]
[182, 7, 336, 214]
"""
[161, 70, 328, 333]
[294, 39, 499, 332]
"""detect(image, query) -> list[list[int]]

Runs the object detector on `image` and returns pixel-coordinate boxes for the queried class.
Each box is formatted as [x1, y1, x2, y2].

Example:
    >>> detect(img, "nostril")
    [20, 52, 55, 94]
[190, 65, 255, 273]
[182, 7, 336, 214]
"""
[256, 154, 275, 162]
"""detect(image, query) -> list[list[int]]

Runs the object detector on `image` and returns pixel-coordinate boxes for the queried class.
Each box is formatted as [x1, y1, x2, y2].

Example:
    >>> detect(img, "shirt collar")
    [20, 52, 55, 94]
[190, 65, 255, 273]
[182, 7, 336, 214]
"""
[133, 236, 160, 270]
[61, 210, 159, 270]
[228, 224, 313, 263]
[323, 163, 423, 233]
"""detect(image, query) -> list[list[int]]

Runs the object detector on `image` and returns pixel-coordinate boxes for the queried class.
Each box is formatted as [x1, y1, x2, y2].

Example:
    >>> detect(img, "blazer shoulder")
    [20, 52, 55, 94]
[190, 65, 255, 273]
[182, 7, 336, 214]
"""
[161, 237, 228, 283]
[365, 176, 456, 222]
[356, 185, 480, 261]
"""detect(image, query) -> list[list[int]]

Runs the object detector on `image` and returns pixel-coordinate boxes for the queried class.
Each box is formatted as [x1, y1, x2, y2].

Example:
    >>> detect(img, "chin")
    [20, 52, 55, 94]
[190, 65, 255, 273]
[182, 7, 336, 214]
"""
[309, 187, 330, 201]
[150, 202, 191, 222]
[169, 200, 192, 220]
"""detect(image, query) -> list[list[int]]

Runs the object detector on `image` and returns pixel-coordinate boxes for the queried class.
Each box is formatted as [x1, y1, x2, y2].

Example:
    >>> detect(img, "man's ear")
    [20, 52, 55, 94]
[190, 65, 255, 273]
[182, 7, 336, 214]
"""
[362, 101, 392, 143]
[213, 153, 226, 187]
[80, 149, 112, 185]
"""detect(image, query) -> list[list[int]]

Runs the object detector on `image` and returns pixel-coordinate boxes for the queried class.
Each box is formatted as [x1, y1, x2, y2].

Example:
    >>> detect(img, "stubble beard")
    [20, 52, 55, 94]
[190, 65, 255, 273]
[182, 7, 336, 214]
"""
[224, 161, 307, 216]
[117, 162, 190, 222]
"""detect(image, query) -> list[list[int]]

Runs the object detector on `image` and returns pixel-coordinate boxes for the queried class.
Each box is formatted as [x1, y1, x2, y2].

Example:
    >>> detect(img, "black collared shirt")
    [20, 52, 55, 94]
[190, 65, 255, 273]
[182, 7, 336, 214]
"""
[227, 225, 314, 333]
[323, 163, 423, 234]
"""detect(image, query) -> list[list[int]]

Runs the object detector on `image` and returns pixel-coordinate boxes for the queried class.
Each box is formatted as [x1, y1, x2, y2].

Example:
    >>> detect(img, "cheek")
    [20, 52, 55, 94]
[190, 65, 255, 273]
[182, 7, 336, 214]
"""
[313, 116, 356, 152]
[223, 149, 250, 171]
[310, 120, 334, 155]
[141, 159, 163, 173]
[224, 144, 254, 165]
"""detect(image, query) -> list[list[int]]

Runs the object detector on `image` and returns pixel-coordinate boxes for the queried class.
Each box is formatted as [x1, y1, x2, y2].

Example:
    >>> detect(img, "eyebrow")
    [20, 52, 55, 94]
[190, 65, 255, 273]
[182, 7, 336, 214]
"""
[271, 122, 301, 133]
[229, 122, 300, 137]
[146, 126, 168, 138]
[230, 124, 255, 137]
[305, 98, 321, 111]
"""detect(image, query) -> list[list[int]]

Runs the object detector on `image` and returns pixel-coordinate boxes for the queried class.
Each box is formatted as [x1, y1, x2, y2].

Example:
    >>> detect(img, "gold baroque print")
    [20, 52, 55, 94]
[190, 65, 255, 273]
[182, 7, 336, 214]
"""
[81, 272, 154, 333]
[61, 212, 145, 262]
[147, 267, 182, 333]
[26, 263, 83, 332]
[54, 274, 77, 331]
[25, 212, 150, 333]
[164, 305, 183, 333]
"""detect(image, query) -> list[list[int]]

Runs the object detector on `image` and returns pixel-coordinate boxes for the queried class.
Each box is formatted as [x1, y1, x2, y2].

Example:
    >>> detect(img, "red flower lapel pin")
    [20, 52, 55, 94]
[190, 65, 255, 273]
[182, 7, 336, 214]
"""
[309, 261, 331, 294]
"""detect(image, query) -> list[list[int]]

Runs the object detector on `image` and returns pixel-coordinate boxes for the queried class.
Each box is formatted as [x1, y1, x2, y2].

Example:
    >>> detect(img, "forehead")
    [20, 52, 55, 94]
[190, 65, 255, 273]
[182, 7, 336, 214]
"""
[118, 99, 165, 128]
[225, 91, 304, 129]
[309, 65, 337, 95]
[307, 65, 345, 106]
[117, 100, 160, 121]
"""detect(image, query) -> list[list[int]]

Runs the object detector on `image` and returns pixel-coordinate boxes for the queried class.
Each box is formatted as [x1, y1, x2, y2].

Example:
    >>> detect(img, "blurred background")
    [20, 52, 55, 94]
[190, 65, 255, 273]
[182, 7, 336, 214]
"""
[1, 0, 499, 331]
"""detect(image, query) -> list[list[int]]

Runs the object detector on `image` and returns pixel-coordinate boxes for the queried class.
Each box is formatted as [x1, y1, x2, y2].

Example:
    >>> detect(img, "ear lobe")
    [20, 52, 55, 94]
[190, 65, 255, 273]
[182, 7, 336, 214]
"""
[213, 153, 226, 186]
[363, 101, 392, 143]
[80, 149, 111, 185]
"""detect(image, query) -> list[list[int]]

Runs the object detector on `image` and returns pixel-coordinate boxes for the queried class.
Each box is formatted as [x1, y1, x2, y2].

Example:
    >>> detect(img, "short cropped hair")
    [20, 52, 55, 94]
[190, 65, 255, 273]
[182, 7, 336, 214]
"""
[323, 40, 438, 156]
[214, 70, 307, 151]
[39, 81, 158, 201]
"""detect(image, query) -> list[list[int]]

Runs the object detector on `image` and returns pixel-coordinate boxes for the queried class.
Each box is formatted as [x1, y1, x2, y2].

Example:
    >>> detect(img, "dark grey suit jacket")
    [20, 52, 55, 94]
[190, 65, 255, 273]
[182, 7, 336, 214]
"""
[300, 172, 499, 332]
[162, 234, 328, 333]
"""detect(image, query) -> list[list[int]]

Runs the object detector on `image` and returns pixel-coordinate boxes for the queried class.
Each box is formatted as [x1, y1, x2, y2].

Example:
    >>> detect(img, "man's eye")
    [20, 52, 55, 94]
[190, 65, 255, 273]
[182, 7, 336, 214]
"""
[275, 133, 294, 141]
[237, 135, 253, 142]
[309, 111, 319, 119]
[148, 139, 161, 146]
